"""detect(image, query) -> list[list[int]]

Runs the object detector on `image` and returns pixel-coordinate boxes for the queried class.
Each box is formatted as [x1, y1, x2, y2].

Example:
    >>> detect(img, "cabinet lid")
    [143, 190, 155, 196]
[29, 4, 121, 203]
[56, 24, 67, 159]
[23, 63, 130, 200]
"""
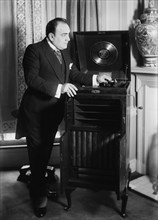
[73, 31, 131, 81]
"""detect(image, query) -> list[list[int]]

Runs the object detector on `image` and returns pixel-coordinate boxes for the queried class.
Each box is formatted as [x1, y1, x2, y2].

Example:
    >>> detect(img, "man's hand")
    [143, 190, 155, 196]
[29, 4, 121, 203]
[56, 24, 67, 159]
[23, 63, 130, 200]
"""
[61, 83, 78, 97]
[97, 72, 112, 84]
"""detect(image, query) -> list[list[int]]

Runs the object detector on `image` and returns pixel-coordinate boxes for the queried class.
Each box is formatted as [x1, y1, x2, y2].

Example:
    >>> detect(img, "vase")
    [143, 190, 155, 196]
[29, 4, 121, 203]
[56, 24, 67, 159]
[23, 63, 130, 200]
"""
[134, 0, 158, 67]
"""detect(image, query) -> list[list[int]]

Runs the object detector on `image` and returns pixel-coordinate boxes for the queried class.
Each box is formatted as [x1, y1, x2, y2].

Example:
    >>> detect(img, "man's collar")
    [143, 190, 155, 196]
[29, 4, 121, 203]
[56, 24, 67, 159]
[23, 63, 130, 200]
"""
[46, 37, 59, 52]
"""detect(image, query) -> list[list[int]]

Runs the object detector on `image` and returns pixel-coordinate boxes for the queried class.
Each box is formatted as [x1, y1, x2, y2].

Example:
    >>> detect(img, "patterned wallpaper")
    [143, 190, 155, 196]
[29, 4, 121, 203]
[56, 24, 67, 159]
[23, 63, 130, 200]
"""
[17, 0, 43, 105]
[17, 0, 27, 105]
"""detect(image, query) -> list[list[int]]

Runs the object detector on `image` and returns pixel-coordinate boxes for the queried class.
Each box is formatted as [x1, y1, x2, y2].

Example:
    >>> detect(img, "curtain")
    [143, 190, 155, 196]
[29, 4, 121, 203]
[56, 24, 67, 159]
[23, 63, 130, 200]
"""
[0, 0, 17, 140]
[0, 0, 140, 142]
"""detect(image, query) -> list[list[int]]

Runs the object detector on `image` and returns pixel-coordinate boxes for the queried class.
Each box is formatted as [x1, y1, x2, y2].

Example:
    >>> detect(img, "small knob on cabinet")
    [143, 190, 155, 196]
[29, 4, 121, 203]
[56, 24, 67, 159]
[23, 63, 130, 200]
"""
[138, 106, 143, 110]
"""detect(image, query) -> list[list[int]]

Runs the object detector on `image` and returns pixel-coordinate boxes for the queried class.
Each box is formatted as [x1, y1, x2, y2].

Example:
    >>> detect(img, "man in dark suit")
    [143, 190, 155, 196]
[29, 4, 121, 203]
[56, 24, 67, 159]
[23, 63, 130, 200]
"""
[16, 17, 111, 217]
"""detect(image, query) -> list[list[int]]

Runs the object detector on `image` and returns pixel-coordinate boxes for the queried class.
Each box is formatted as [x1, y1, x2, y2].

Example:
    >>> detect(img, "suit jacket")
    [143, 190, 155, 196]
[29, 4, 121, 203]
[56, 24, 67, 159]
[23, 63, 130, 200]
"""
[16, 38, 93, 139]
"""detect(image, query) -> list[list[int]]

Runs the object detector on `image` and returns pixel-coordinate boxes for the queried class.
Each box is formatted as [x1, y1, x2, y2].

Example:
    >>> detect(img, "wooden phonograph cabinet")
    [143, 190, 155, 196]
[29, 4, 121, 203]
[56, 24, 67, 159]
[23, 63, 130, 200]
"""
[60, 31, 131, 217]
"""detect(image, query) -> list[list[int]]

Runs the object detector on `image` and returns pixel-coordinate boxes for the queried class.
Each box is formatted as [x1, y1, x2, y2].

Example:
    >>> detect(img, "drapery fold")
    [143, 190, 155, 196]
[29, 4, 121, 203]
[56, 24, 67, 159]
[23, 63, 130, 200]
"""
[0, 0, 17, 138]
[0, 0, 139, 140]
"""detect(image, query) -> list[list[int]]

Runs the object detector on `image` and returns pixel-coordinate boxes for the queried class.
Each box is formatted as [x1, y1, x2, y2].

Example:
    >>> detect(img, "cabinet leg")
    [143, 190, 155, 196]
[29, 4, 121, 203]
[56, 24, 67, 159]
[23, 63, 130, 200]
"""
[121, 189, 128, 217]
[127, 168, 132, 189]
[64, 188, 75, 211]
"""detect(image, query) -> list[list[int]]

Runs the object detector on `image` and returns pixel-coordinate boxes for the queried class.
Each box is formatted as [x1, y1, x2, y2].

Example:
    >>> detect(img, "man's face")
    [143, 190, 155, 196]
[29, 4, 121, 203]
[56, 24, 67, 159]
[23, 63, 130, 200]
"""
[50, 22, 70, 50]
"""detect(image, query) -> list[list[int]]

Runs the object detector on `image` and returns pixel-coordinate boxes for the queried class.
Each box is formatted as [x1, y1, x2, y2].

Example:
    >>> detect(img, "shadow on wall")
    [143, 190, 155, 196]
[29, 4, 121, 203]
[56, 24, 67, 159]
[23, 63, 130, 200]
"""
[0, 24, 18, 134]
[146, 132, 158, 185]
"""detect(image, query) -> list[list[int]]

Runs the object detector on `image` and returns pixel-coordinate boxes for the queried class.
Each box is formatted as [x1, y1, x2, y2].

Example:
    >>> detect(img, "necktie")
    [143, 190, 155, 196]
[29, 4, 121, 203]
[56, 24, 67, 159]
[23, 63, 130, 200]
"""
[55, 50, 62, 64]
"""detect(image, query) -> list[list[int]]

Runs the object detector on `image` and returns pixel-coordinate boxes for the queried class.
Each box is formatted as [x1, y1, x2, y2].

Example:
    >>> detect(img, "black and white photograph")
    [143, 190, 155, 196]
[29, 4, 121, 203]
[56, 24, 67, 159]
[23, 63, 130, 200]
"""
[0, 0, 158, 219]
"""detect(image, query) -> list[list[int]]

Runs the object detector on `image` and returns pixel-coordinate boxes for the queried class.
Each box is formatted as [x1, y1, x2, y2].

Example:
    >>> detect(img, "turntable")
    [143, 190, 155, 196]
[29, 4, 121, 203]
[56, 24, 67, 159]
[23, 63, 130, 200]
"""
[61, 31, 131, 217]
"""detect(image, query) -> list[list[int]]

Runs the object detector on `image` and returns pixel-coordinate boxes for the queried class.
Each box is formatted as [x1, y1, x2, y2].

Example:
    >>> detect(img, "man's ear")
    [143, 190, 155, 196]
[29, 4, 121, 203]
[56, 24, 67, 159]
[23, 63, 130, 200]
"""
[48, 32, 55, 41]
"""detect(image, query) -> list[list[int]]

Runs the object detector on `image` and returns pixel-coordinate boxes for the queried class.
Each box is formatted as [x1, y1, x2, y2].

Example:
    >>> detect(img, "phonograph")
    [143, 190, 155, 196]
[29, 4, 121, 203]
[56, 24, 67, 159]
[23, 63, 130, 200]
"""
[60, 31, 131, 217]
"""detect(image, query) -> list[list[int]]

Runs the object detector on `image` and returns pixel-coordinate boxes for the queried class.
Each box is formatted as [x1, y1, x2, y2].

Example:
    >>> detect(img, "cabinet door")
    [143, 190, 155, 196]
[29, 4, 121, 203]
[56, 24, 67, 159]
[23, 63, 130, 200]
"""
[136, 74, 158, 174]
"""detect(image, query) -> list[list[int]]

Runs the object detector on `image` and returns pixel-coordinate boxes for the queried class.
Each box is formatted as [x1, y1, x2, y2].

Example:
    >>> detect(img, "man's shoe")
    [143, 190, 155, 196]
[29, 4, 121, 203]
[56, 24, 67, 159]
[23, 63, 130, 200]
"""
[33, 196, 47, 218]
[34, 206, 47, 218]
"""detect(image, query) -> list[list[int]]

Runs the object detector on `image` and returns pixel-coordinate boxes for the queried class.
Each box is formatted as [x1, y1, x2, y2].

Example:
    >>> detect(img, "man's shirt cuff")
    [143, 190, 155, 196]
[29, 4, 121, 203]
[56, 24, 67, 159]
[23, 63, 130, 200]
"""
[55, 84, 62, 98]
[92, 75, 99, 87]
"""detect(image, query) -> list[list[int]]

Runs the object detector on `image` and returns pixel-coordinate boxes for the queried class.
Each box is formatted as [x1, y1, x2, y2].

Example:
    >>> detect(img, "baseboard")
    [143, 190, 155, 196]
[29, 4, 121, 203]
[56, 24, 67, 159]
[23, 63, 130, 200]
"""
[0, 143, 60, 170]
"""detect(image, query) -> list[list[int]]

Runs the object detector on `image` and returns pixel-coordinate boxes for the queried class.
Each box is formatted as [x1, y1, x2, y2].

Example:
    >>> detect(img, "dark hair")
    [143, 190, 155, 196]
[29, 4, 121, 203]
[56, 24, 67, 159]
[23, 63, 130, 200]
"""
[46, 17, 68, 37]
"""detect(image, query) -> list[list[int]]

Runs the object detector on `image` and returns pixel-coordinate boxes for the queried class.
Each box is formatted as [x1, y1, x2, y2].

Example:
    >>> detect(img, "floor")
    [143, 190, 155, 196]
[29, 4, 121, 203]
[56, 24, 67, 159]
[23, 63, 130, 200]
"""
[1, 169, 158, 220]
[129, 175, 158, 202]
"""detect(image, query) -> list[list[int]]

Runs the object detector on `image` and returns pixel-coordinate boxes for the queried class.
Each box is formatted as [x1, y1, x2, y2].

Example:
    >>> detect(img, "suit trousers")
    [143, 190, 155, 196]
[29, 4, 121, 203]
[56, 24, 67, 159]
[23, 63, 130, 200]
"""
[26, 101, 65, 198]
